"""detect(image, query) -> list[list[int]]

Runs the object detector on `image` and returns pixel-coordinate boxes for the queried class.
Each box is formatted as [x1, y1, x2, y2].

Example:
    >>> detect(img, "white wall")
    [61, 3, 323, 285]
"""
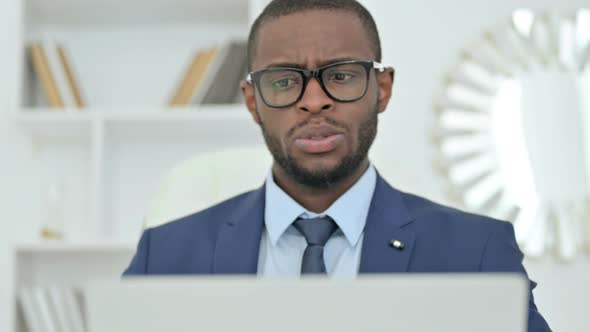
[365, 1, 590, 331]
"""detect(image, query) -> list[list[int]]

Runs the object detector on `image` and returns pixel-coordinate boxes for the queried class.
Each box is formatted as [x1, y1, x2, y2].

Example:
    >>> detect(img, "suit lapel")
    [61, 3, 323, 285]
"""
[213, 186, 265, 274]
[211, 175, 416, 274]
[359, 175, 416, 273]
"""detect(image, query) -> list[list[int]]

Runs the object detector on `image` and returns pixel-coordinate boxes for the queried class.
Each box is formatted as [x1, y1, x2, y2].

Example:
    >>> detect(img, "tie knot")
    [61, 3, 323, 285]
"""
[293, 216, 338, 247]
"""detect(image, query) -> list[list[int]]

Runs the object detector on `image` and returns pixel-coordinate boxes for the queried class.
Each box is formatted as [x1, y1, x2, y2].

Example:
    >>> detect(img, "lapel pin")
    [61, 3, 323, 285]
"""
[390, 239, 404, 250]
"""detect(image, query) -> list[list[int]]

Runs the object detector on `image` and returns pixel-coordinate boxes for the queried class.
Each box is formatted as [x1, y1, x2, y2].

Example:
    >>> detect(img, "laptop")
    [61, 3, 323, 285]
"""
[84, 274, 528, 332]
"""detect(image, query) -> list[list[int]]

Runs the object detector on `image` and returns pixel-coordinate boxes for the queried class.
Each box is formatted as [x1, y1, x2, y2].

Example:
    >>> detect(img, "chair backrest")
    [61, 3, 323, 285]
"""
[145, 146, 271, 228]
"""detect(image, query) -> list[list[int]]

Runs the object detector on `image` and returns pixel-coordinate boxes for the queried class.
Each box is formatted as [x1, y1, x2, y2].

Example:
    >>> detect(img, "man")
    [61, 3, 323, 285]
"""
[124, 0, 550, 330]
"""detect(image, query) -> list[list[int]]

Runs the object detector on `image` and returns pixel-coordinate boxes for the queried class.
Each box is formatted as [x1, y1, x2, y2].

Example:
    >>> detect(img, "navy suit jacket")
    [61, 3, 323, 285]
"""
[124, 174, 550, 331]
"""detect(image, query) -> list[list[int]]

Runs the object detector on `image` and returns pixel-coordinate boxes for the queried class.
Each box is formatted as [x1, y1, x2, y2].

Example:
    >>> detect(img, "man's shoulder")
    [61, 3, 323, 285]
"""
[395, 188, 510, 236]
[148, 188, 261, 236]
[123, 189, 263, 275]
[391, 188, 519, 271]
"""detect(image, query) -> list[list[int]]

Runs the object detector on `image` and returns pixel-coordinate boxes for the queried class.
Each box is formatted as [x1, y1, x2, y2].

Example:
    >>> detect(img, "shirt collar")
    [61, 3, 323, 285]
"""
[264, 165, 377, 247]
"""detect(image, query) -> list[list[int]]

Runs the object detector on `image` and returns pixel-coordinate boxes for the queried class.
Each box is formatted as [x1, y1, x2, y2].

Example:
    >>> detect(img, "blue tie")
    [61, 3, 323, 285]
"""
[293, 216, 338, 274]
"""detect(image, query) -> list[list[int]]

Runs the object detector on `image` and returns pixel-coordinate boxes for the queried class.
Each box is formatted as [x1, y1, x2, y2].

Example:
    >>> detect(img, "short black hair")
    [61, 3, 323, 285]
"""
[247, 0, 382, 72]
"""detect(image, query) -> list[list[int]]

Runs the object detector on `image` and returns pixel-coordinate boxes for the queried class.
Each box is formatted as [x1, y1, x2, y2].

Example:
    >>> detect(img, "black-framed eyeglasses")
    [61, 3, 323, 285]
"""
[246, 60, 389, 108]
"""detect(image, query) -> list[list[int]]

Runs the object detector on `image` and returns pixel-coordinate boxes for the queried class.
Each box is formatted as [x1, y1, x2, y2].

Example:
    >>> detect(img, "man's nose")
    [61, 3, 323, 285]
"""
[296, 77, 334, 114]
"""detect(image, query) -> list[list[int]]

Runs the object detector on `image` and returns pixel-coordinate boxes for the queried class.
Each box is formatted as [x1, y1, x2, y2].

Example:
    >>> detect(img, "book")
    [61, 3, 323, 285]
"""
[41, 36, 78, 109]
[30, 43, 64, 108]
[169, 50, 204, 106]
[18, 287, 44, 332]
[191, 42, 231, 104]
[62, 287, 86, 332]
[29, 38, 85, 109]
[32, 287, 58, 332]
[57, 46, 85, 108]
[47, 286, 74, 332]
[201, 40, 248, 105]
[169, 47, 219, 106]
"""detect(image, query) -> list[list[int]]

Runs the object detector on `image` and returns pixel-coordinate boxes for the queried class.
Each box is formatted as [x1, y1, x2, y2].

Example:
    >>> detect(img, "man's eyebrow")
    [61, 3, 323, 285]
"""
[263, 57, 362, 70]
[316, 57, 360, 67]
[265, 62, 306, 69]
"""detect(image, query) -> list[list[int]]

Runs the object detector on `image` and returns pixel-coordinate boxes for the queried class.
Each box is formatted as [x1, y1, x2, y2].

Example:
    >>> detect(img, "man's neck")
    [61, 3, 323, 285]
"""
[271, 160, 370, 213]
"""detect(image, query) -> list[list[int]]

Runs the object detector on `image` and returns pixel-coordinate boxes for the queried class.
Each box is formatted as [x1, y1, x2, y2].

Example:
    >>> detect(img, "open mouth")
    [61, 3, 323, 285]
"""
[294, 125, 345, 154]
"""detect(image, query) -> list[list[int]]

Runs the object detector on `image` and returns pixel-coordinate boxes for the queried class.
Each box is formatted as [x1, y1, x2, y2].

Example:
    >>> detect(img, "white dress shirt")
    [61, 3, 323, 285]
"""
[257, 165, 377, 278]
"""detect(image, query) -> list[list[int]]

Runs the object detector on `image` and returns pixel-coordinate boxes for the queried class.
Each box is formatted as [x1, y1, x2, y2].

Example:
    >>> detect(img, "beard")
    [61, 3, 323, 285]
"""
[259, 102, 379, 189]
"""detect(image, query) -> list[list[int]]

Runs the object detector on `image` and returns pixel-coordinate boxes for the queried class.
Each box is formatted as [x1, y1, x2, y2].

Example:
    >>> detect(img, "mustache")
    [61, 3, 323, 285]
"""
[286, 117, 347, 139]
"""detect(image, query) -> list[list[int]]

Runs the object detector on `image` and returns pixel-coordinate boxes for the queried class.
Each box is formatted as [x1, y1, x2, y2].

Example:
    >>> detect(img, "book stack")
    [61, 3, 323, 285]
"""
[18, 286, 86, 332]
[29, 39, 85, 109]
[169, 40, 248, 106]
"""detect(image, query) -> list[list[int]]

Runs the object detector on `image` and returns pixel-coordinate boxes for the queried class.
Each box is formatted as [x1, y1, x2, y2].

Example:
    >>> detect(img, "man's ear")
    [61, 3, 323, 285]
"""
[376, 68, 395, 114]
[240, 80, 261, 125]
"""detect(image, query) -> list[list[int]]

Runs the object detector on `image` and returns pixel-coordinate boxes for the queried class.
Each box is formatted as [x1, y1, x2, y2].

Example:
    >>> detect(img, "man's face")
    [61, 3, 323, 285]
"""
[243, 10, 393, 188]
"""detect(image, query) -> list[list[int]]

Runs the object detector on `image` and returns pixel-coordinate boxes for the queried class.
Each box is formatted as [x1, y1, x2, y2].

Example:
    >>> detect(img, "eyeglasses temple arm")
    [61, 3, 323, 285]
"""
[372, 61, 390, 72]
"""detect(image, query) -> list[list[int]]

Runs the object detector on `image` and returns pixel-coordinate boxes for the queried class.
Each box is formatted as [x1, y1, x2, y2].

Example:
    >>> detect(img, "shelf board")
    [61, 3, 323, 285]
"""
[16, 104, 250, 120]
[12, 104, 257, 140]
[26, 0, 250, 25]
[102, 104, 251, 122]
[11, 109, 92, 141]
[103, 105, 260, 141]
[14, 241, 136, 253]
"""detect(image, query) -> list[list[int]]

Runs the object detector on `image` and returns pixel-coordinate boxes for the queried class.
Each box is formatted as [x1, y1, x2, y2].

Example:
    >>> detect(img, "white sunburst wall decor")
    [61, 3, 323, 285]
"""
[433, 8, 590, 260]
